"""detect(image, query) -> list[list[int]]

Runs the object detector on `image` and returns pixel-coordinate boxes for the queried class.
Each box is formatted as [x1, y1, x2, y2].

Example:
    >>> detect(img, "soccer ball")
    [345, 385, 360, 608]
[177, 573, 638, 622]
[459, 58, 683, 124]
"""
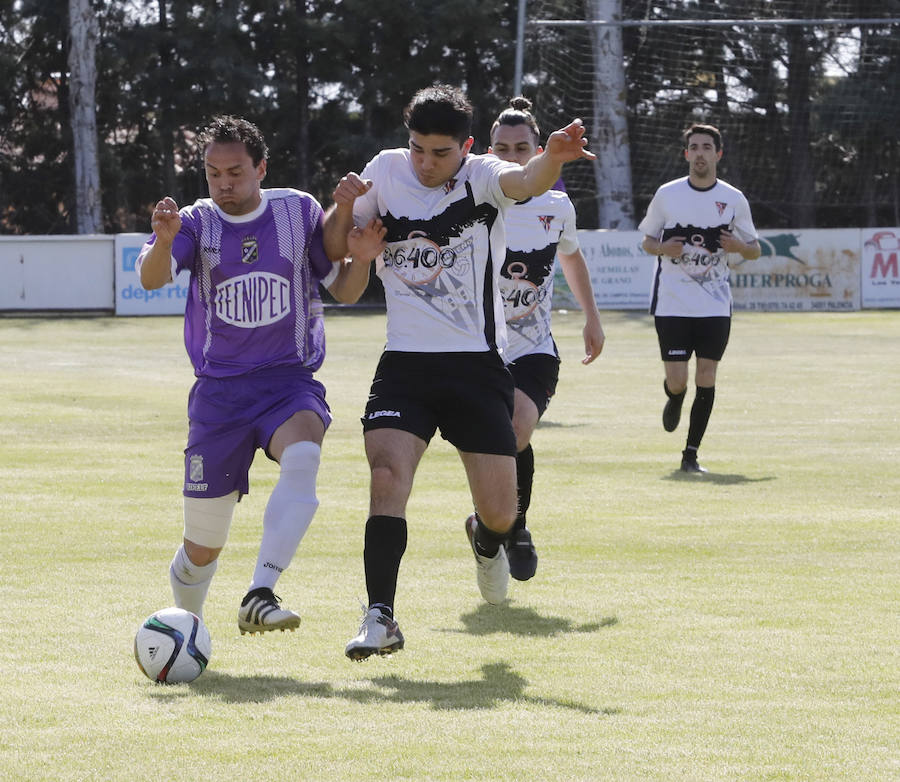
[134, 607, 211, 684]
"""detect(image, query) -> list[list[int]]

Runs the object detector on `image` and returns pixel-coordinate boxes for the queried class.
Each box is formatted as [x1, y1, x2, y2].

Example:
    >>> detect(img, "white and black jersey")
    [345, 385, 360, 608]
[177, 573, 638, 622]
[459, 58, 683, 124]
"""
[352, 149, 517, 353]
[639, 176, 758, 317]
[500, 189, 579, 361]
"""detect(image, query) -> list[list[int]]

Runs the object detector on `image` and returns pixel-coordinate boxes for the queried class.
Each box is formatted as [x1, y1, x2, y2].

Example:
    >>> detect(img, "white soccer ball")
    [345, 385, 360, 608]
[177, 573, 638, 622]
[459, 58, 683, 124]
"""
[134, 607, 211, 684]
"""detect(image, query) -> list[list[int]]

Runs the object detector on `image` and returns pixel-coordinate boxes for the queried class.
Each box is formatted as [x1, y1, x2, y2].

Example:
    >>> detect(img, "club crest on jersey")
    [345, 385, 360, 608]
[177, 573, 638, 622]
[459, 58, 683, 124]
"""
[189, 454, 204, 482]
[241, 236, 259, 264]
[538, 215, 554, 232]
[443, 177, 457, 194]
[715, 201, 727, 216]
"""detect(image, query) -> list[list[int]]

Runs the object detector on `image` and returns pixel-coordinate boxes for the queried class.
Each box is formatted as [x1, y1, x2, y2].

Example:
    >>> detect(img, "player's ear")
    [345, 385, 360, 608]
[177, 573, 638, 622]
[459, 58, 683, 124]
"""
[716, 148, 723, 160]
[257, 158, 267, 183]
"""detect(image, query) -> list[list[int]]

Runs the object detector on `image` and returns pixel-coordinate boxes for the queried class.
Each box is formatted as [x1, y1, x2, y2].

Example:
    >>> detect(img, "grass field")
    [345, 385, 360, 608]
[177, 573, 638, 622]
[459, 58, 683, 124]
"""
[1, 309, 897, 781]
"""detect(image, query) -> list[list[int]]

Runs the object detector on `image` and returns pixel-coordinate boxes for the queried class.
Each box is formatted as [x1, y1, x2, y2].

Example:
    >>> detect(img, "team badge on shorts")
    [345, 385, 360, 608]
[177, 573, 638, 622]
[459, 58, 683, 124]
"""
[189, 454, 204, 483]
[241, 236, 259, 264]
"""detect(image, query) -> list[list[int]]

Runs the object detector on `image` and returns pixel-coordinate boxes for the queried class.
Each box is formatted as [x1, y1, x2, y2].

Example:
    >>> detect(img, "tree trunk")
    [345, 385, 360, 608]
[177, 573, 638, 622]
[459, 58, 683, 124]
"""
[294, 0, 310, 188]
[157, 0, 177, 200]
[67, 0, 102, 233]
[587, 0, 635, 229]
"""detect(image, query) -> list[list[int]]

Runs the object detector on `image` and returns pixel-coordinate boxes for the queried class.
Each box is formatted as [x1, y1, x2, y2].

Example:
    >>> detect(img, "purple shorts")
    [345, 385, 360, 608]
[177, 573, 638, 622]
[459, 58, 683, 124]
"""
[183, 366, 331, 498]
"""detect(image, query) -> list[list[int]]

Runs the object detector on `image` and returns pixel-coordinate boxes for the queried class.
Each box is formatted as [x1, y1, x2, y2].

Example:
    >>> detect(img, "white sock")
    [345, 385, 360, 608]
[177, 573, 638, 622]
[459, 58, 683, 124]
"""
[249, 441, 321, 592]
[169, 545, 218, 619]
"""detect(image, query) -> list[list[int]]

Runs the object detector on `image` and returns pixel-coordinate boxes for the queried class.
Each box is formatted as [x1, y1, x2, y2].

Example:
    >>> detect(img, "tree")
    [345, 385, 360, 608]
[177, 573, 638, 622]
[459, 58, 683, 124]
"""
[68, 0, 102, 233]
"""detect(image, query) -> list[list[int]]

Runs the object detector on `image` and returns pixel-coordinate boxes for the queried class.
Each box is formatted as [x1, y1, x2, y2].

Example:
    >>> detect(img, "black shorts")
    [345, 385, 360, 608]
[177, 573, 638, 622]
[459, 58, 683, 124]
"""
[655, 316, 731, 362]
[361, 351, 516, 456]
[507, 353, 560, 417]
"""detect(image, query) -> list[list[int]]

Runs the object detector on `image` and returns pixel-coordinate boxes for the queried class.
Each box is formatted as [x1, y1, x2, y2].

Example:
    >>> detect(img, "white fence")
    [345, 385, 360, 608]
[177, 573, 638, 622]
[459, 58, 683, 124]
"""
[1, 228, 899, 314]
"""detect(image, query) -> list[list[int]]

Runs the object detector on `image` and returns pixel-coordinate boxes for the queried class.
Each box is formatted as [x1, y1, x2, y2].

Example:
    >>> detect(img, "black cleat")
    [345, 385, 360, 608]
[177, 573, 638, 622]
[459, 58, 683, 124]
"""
[680, 456, 708, 473]
[505, 527, 538, 581]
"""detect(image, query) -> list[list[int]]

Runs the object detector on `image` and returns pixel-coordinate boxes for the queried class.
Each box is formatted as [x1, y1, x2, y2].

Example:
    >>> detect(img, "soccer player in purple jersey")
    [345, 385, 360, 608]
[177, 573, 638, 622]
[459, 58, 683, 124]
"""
[138, 115, 386, 636]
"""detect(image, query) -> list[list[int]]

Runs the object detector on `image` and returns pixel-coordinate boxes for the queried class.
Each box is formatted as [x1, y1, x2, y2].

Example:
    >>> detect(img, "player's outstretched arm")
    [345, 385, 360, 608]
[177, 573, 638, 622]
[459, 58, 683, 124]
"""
[323, 173, 373, 261]
[558, 248, 605, 364]
[327, 218, 387, 304]
[499, 119, 596, 202]
[140, 197, 181, 290]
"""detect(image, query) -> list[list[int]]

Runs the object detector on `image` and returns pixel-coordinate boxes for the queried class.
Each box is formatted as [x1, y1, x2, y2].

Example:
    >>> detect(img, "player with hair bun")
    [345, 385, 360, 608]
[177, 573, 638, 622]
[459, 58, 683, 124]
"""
[487, 96, 605, 580]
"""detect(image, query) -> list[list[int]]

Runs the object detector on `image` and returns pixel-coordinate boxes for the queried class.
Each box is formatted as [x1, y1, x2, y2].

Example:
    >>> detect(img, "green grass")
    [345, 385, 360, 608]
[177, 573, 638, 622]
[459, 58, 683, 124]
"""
[1, 310, 897, 781]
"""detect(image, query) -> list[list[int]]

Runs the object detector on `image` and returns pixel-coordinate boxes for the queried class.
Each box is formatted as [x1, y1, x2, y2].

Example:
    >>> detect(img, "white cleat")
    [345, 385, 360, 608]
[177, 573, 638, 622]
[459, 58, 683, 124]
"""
[238, 588, 301, 635]
[465, 514, 509, 605]
[345, 607, 405, 661]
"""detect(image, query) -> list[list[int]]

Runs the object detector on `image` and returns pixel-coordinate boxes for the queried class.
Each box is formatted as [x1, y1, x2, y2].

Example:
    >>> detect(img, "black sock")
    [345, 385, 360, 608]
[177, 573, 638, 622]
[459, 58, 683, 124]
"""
[686, 385, 715, 451]
[473, 513, 508, 558]
[363, 515, 407, 612]
[664, 379, 687, 404]
[514, 444, 534, 531]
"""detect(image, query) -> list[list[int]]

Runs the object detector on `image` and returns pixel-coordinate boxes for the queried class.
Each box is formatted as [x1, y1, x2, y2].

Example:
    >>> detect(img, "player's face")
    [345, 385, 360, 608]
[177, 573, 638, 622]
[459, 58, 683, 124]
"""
[204, 141, 266, 215]
[489, 124, 541, 166]
[408, 131, 474, 188]
[684, 133, 722, 182]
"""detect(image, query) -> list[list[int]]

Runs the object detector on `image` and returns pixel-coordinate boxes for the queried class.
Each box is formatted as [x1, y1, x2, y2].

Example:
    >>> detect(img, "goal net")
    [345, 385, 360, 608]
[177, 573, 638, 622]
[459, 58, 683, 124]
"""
[521, 1, 900, 230]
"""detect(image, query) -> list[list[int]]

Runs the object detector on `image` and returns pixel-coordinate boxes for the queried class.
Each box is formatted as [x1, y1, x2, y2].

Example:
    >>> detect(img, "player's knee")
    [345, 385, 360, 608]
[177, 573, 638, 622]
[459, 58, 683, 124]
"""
[277, 441, 321, 504]
[183, 491, 239, 553]
[476, 504, 517, 534]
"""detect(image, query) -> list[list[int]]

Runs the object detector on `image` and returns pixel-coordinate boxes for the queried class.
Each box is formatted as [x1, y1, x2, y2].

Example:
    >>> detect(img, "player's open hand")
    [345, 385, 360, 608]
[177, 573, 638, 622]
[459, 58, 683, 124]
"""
[348, 217, 387, 262]
[582, 319, 606, 365]
[333, 173, 373, 208]
[545, 119, 596, 163]
[150, 197, 181, 243]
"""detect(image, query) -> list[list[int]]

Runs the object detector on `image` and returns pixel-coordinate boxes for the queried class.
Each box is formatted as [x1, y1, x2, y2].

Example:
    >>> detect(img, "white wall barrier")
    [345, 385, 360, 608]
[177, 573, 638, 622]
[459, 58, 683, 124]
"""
[1, 229, 898, 313]
[0, 235, 114, 310]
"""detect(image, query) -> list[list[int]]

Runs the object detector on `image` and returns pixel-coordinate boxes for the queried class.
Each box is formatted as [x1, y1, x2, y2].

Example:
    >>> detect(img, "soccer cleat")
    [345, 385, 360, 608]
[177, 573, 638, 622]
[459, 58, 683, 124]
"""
[505, 526, 538, 581]
[345, 607, 404, 661]
[680, 455, 708, 474]
[238, 587, 301, 635]
[465, 514, 509, 604]
[662, 381, 684, 432]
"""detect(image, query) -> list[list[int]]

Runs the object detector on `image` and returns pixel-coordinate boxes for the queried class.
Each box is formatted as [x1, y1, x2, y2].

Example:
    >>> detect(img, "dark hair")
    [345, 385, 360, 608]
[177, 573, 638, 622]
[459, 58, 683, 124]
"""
[683, 123, 722, 151]
[198, 115, 269, 166]
[490, 96, 541, 145]
[403, 85, 473, 145]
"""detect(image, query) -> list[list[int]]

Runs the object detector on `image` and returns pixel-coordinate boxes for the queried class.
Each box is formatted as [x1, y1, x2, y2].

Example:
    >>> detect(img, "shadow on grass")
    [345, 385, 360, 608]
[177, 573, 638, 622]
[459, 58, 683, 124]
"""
[449, 602, 618, 638]
[171, 663, 617, 715]
[663, 470, 776, 485]
[146, 664, 618, 716]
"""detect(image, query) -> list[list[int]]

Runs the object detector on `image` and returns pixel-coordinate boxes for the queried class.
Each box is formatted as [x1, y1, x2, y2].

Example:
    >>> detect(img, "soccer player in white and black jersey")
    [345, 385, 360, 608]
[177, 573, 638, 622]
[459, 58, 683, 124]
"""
[328, 85, 596, 660]
[487, 97, 605, 581]
[639, 123, 760, 473]
[138, 116, 386, 638]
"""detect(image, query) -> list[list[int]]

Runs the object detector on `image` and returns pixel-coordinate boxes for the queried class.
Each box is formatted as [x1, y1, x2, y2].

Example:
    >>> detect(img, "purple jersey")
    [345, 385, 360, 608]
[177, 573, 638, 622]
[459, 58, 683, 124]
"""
[139, 188, 333, 377]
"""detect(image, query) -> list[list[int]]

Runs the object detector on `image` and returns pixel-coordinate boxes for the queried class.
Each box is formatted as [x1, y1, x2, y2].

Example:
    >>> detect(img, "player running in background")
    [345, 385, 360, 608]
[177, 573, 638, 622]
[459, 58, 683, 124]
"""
[487, 96, 605, 580]
[327, 85, 596, 660]
[639, 123, 760, 473]
[138, 115, 386, 635]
